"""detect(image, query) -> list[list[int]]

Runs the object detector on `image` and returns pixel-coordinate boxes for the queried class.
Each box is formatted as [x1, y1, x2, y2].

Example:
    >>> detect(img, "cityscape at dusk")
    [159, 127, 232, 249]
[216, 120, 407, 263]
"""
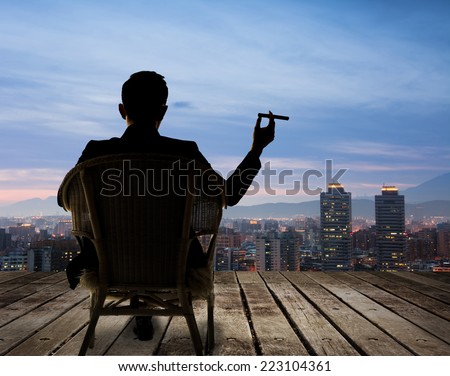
[1, 0, 449, 207]
[2, 1, 450, 365]
[1, 181, 449, 274]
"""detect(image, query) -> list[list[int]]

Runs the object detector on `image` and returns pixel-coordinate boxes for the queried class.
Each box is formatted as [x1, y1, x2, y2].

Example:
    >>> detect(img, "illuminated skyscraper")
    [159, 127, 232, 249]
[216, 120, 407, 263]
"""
[255, 231, 281, 271]
[320, 183, 352, 271]
[375, 186, 406, 271]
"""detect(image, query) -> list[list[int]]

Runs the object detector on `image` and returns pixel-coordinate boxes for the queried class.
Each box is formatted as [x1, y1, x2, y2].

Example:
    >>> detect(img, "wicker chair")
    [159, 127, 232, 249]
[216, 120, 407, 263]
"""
[58, 153, 224, 355]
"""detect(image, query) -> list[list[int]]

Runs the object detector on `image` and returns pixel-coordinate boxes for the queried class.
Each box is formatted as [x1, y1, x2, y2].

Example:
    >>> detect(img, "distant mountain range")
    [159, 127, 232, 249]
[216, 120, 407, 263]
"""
[224, 173, 450, 218]
[1, 172, 449, 218]
[223, 199, 450, 219]
[223, 172, 450, 219]
[403, 172, 450, 203]
[0, 197, 67, 217]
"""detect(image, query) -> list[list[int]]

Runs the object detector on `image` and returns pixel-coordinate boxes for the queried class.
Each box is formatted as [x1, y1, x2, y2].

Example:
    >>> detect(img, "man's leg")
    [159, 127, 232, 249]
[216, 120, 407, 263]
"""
[131, 296, 154, 341]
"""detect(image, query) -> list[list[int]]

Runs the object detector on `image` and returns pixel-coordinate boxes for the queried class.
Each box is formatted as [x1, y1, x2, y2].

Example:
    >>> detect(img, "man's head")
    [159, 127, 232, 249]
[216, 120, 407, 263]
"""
[120, 71, 168, 125]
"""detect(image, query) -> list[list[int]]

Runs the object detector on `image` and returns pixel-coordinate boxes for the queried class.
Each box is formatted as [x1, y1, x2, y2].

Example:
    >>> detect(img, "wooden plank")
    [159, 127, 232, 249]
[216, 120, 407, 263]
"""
[105, 316, 171, 356]
[412, 271, 450, 284]
[157, 315, 198, 355]
[371, 272, 450, 304]
[53, 315, 132, 355]
[212, 272, 255, 355]
[309, 272, 450, 355]
[157, 300, 208, 355]
[237, 271, 309, 356]
[284, 272, 412, 355]
[329, 272, 450, 348]
[348, 272, 450, 321]
[214, 271, 240, 284]
[0, 283, 53, 308]
[0, 272, 53, 295]
[0, 271, 28, 283]
[0, 277, 68, 308]
[0, 280, 72, 327]
[394, 272, 450, 293]
[6, 299, 91, 355]
[236, 271, 264, 284]
[264, 272, 359, 356]
[0, 287, 89, 355]
[0, 271, 51, 286]
[30, 272, 68, 284]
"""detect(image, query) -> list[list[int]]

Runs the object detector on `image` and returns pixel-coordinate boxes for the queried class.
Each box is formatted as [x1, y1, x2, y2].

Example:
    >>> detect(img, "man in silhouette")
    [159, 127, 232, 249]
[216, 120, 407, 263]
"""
[62, 71, 276, 339]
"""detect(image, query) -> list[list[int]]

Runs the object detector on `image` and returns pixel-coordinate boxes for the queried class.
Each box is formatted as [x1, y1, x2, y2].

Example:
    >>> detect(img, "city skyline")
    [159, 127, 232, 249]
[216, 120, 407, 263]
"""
[1, 1, 449, 206]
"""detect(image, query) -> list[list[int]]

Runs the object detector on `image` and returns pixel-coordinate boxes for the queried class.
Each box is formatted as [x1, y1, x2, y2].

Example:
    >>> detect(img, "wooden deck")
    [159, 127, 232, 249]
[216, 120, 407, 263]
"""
[1, 270, 450, 356]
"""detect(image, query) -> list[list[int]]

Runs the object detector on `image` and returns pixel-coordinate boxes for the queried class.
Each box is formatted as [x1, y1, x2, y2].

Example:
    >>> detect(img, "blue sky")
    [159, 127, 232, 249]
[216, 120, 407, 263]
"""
[0, 0, 449, 206]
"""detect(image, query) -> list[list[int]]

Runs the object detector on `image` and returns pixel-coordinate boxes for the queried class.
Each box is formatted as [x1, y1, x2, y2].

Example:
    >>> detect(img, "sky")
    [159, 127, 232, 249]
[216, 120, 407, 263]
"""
[0, 0, 449, 207]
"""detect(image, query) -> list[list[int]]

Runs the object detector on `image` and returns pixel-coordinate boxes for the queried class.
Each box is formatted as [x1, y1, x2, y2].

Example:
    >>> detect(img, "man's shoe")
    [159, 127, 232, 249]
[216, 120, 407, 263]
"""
[134, 316, 154, 341]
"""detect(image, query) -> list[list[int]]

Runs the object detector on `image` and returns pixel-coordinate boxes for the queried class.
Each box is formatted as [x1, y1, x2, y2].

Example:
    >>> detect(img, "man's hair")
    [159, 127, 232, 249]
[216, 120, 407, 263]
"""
[121, 71, 168, 120]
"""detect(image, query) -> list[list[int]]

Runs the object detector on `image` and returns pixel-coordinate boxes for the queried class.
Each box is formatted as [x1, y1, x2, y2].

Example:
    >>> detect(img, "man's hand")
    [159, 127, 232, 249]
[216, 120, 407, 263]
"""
[251, 111, 275, 156]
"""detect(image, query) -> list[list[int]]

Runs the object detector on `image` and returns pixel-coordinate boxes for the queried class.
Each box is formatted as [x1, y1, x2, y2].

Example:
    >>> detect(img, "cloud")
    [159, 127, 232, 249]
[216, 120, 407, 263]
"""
[172, 101, 195, 109]
[0, 189, 57, 206]
[0, 168, 66, 205]
[330, 141, 449, 161]
[0, 168, 64, 182]
[0, 1, 449, 207]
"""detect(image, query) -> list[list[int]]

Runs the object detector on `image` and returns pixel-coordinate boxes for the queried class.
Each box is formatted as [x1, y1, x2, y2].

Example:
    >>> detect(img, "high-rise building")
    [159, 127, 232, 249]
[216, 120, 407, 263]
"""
[407, 228, 437, 262]
[320, 183, 352, 270]
[255, 231, 282, 271]
[280, 228, 303, 271]
[437, 222, 450, 259]
[0, 228, 12, 251]
[27, 246, 52, 272]
[214, 247, 231, 271]
[375, 186, 406, 271]
[0, 248, 27, 271]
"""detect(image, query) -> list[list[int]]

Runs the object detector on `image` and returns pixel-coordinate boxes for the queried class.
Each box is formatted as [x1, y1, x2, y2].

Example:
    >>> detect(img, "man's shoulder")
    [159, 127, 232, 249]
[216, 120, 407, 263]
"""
[77, 137, 121, 163]
[85, 138, 121, 147]
[158, 136, 211, 165]
[158, 135, 200, 152]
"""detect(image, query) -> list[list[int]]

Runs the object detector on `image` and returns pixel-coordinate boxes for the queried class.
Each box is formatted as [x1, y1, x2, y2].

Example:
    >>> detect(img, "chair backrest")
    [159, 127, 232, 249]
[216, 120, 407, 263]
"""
[59, 153, 224, 290]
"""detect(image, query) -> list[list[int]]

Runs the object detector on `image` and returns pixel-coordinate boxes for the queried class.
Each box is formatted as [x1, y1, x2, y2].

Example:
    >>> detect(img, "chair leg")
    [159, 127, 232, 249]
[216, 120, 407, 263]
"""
[79, 289, 104, 356]
[79, 312, 101, 355]
[89, 290, 97, 348]
[185, 312, 203, 355]
[206, 291, 215, 353]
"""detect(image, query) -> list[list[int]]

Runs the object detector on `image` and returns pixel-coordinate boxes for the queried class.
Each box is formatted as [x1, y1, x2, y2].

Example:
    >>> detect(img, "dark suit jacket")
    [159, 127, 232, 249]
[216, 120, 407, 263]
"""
[60, 122, 262, 288]
[76, 122, 261, 206]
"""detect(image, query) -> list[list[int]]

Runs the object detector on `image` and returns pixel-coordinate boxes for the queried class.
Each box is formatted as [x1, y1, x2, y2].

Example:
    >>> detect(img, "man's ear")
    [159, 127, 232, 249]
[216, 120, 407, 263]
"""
[118, 103, 127, 120]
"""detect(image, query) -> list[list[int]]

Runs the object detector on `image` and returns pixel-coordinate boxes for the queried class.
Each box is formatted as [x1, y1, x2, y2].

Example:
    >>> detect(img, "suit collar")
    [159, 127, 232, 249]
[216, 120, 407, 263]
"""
[121, 122, 160, 140]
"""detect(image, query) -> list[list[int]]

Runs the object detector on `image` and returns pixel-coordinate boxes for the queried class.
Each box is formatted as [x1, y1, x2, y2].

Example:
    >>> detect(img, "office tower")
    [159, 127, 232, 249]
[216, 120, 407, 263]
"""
[0, 228, 12, 250]
[214, 247, 231, 271]
[320, 183, 352, 271]
[0, 248, 27, 271]
[375, 185, 406, 271]
[230, 248, 249, 271]
[27, 246, 52, 272]
[280, 228, 303, 271]
[255, 231, 282, 271]
[54, 219, 73, 237]
[437, 222, 450, 258]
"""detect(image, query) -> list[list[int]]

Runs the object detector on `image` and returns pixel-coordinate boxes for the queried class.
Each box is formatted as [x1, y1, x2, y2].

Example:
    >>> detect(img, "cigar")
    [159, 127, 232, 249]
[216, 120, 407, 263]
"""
[258, 113, 289, 121]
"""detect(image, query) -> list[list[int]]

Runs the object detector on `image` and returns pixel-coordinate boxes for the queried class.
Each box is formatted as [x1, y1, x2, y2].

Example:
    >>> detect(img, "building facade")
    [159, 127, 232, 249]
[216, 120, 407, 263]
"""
[375, 186, 406, 271]
[320, 183, 352, 271]
[255, 231, 282, 271]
